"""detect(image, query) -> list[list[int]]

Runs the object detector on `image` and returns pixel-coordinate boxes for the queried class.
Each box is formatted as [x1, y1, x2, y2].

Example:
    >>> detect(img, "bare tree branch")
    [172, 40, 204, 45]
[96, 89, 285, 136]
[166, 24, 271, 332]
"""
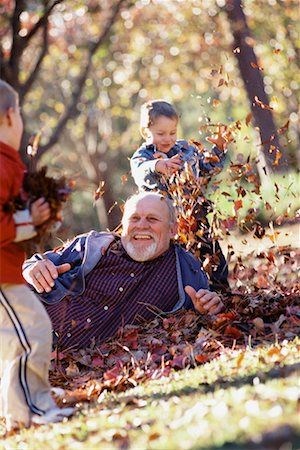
[38, 0, 126, 157]
[8, 0, 25, 87]
[20, 21, 49, 102]
[24, 0, 63, 43]
[5, 1, 61, 91]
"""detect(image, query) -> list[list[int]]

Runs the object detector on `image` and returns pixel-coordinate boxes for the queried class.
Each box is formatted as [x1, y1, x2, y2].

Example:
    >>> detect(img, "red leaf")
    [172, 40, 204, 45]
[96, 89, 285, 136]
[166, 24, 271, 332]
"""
[103, 366, 121, 381]
[234, 199, 243, 213]
[91, 356, 104, 368]
[171, 355, 187, 369]
[224, 326, 244, 338]
[195, 354, 209, 364]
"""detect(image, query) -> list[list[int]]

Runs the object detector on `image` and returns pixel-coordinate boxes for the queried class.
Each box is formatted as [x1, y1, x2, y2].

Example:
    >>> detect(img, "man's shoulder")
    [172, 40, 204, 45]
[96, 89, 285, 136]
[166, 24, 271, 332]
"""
[174, 245, 200, 265]
[53, 231, 115, 252]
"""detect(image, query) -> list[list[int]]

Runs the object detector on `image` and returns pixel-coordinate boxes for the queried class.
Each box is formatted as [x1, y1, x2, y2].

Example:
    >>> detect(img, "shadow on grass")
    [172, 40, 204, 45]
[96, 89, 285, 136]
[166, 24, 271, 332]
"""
[191, 425, 300, 450]
[134, 362, 300, 402]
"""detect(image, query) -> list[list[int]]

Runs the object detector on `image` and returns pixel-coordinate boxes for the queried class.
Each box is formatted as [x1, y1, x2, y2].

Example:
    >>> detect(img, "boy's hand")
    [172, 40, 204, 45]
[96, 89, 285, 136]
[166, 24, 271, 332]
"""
[23, 259, 71, 293]
[31, 198, 51, 226]
[185, 286, 224, 315]
[206, 124, 232, 151]
[156, 155, 182, 175]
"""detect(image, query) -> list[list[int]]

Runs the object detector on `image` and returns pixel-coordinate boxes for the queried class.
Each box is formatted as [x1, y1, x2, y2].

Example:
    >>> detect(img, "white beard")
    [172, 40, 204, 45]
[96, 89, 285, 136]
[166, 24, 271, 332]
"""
[124, 241, 158, 262]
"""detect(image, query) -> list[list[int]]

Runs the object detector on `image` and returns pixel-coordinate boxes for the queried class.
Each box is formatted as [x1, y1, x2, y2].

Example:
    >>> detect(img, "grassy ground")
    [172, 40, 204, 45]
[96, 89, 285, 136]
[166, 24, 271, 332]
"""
[2, 338, 299, 450]
[1, 222, 299, 449]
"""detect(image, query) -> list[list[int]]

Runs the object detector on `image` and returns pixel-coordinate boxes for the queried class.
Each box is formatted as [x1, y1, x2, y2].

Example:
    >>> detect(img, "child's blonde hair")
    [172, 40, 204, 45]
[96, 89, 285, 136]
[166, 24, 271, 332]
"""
[0, 80, 18, 118]
[140, 99, 179, 139]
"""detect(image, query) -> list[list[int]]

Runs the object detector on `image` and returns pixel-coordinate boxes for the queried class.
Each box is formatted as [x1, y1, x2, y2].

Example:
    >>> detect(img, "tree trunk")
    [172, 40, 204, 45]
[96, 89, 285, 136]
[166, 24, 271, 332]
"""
[225, 0, 288, 171]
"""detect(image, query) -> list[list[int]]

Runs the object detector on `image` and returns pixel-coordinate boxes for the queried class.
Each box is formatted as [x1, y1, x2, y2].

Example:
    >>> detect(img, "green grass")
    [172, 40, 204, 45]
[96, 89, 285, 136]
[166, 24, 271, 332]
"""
[209, 170, 300, 227]
[2, 339, 299, 450]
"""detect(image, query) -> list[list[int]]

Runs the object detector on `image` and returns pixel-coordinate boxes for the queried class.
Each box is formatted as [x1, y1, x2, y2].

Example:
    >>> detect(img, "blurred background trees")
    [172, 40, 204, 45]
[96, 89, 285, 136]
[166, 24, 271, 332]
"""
[1, 0, 299, 237]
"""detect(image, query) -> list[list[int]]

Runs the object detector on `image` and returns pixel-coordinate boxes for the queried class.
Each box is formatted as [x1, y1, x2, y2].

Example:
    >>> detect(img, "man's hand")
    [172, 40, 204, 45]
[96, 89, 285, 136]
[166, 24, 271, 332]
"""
[31, 198, 51, 226]
[156, 155, 182, 175]
[185, 286, 224, 315]
[23, 259, 71, 293]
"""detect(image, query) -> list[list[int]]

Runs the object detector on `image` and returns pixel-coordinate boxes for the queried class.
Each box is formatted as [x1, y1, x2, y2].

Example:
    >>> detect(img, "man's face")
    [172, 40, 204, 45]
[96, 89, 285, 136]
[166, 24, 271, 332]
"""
[121, 195, 177, 262]
[148, 115, 178, 153]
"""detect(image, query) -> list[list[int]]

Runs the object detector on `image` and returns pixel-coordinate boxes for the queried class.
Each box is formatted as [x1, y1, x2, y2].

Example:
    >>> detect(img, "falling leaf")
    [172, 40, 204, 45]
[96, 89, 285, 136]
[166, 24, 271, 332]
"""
[245, 112, 252, 126]
[254, 96, 274, 111]
[94, 181, 105, 202]
[234, 199, 243, 214]
[273, 150, 282, 166]
[277, 120, 289, 135]
[250, 62, 264, 70]
[121, 174, 128, 185]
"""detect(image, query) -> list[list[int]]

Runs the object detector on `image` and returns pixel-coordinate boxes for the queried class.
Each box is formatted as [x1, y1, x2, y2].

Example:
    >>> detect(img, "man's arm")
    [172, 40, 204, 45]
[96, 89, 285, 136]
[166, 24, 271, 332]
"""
[23, 259, 71, 294]
[184, 286, 224, 315]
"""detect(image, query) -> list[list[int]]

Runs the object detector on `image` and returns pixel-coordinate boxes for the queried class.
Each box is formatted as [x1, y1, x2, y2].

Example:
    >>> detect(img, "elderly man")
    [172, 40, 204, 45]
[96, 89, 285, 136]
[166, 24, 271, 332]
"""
[23, 192, 224, 350]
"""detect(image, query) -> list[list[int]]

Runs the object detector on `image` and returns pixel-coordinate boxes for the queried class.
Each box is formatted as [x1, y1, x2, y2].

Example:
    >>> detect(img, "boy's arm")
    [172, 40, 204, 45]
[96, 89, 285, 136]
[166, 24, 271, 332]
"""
[130, 147, 159, 188]
[193, 144, 227, 175]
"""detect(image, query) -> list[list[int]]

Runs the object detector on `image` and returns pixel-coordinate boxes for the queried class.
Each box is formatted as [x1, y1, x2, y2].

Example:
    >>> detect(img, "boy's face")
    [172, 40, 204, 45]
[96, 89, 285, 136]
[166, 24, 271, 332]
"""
[148, 115, 177, 153]
[0, 100, 23, 150]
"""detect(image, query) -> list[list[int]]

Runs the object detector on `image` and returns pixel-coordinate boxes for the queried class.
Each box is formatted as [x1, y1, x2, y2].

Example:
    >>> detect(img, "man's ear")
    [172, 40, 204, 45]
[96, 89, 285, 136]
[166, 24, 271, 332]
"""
[170, 221, 178, 238]
[4, 107, 14, 127]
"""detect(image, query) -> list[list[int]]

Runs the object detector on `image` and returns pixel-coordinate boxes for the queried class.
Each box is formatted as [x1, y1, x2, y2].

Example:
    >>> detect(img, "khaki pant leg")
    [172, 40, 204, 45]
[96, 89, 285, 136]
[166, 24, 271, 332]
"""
[0, 284, 56, 429]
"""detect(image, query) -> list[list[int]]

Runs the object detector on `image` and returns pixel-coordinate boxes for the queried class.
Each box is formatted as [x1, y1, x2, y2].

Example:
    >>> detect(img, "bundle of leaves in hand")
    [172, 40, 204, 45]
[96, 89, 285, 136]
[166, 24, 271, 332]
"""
[22, 166, 74, 231]
[3, 128, 74, 240]
[3, 165, 74, 241]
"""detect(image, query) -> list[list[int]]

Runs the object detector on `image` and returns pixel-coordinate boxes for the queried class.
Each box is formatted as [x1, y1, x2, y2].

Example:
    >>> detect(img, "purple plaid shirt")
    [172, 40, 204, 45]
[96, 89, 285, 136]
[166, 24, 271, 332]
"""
[46, 240, 178, 349]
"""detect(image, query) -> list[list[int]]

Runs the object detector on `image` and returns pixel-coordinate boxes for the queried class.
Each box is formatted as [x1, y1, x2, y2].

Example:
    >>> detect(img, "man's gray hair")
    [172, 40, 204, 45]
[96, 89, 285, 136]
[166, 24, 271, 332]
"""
[123, 191, 177, 225]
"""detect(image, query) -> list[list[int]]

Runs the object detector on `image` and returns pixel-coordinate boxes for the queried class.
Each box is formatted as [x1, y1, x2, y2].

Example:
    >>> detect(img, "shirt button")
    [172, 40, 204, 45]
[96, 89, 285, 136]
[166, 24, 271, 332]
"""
[119, 287, 124, 292]
[130, 273, 135, 277]
[87, 318, 91, 323]
[104, 305, 108, 311]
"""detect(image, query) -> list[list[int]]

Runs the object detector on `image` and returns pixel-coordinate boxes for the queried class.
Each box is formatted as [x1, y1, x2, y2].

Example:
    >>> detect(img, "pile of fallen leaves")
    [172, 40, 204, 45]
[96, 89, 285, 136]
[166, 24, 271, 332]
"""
[49, 245, 299, 407]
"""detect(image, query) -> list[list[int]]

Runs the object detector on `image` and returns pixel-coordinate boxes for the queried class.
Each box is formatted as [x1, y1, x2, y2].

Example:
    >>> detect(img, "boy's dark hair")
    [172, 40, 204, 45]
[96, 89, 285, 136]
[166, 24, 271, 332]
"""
[0, 79, 18, 117]
[140, 99, 179, 139]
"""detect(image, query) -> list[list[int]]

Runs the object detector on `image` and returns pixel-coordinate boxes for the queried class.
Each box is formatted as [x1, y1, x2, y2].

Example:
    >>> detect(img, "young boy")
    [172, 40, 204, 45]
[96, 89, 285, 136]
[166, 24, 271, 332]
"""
[0, 80, 73, 433]
[130, 99, 229, 289]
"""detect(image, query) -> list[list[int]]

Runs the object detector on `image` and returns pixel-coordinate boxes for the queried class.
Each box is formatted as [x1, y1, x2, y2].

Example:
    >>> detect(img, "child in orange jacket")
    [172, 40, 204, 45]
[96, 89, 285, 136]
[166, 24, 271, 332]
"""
[0, 79, 73, 433]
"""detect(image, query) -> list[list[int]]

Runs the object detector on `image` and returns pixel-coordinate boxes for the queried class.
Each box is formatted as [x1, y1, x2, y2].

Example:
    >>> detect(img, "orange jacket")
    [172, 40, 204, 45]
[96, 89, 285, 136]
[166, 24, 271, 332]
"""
[0, 141, 28, 284]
